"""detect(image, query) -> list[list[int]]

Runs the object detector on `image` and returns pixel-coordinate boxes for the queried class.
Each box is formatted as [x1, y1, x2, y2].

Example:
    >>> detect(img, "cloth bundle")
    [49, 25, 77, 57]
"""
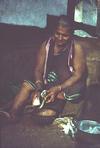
[53, 117, 77, 138]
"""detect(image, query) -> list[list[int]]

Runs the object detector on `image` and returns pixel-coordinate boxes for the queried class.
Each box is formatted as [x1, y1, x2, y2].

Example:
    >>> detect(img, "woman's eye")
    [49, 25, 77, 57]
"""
[55, 32, 60, 35]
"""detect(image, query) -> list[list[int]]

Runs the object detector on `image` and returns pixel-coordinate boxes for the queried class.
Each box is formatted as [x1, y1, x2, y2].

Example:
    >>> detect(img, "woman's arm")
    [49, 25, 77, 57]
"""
[60, 40, 87, 90]
[34, 41, 46, 91]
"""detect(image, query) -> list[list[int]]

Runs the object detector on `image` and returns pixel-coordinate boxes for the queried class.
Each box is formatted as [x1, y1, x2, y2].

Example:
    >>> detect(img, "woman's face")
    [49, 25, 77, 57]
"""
[54, 25, 71, 46]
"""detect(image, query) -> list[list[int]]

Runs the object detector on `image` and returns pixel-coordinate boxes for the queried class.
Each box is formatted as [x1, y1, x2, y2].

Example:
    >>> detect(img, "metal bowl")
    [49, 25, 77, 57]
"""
[75, 120, 100, 144]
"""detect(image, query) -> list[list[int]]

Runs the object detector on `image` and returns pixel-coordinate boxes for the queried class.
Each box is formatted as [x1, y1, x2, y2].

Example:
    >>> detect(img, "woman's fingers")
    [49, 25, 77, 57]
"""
[45, 93, 55, 103]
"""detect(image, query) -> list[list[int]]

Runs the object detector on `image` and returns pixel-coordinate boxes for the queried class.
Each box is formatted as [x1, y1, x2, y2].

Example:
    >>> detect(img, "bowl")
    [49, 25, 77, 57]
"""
[32, 108, 57, 125]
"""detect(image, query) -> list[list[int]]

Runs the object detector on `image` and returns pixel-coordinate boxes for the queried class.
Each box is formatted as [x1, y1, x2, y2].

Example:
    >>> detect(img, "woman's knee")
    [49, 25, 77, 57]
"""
[22, 81, 34, 92]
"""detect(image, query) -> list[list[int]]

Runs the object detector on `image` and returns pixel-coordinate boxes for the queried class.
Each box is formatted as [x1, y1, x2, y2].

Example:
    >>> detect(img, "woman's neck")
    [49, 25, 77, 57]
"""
[54, 40, 71, 55]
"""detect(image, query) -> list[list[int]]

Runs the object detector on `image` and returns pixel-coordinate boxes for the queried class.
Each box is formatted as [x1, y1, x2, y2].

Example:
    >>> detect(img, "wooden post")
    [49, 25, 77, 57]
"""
[97, 0, 100, 36]
[67, 0, 76, 21]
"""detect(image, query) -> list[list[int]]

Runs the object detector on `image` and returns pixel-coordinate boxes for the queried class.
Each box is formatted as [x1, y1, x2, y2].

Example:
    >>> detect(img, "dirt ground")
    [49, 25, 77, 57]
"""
[0, 114, 77, 148]
[1, 113, 100, 148]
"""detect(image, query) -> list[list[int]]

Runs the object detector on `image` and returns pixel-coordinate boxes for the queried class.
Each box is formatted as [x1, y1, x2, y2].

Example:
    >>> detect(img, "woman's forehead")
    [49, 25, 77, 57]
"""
[56, 25, 71, 33]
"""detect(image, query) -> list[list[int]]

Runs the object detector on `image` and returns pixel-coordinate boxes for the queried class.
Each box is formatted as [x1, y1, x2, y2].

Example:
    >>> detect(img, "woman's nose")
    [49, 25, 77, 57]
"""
[58, 35, 63, 40]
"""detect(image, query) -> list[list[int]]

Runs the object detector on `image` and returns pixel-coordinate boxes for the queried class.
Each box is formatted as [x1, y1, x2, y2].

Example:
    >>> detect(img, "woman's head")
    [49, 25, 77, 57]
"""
[57, 15, 73, 31]
[53, 15, 73, 46]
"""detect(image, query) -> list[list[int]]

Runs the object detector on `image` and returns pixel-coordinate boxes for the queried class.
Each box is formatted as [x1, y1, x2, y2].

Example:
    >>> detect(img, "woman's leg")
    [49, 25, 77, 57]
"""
[10, 81, 34, 118]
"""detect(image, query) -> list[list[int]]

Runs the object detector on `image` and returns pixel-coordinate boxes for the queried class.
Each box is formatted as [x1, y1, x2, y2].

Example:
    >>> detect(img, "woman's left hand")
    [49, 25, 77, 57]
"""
[45, 86, 61, 103]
